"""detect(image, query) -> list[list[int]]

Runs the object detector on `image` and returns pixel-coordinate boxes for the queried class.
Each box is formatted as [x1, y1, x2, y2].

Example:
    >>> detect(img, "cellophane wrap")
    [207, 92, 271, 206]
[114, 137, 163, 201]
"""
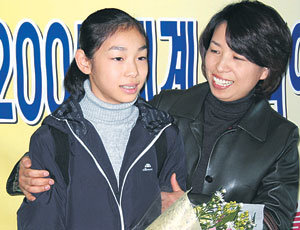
[146, 192, 201, 230]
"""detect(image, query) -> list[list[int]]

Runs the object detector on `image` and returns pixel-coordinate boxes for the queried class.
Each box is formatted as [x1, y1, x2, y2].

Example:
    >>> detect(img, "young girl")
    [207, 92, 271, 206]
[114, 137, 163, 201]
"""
[17, 8, 186, 230]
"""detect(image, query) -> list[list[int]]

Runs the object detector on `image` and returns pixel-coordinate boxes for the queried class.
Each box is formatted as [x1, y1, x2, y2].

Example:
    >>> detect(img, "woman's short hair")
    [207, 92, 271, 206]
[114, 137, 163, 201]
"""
[65, 8, 148, 96]
[199, 1, 292, 97]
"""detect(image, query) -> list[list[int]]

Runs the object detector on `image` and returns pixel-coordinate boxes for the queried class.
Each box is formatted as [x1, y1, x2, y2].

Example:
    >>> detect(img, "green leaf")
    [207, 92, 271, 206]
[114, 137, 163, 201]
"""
[215, 210, 239, 227]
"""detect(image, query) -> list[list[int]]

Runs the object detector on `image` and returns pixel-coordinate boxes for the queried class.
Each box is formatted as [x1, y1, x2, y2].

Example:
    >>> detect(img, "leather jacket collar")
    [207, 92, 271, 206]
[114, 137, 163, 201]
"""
[168, 82, 271, 142]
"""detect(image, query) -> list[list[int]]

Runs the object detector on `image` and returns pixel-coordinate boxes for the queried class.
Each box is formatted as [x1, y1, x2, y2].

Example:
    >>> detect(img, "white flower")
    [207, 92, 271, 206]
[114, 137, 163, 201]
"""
[215, 191, 225, 202]
[226, 221, 235, 229]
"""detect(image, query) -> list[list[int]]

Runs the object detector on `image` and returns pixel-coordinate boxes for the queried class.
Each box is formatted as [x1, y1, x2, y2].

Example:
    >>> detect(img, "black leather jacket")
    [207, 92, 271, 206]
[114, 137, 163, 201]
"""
[150, 82, 299, 229]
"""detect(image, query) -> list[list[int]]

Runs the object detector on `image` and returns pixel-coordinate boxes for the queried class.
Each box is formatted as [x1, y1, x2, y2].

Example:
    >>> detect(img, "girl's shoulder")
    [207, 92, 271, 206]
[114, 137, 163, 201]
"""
[136, 97, 174, 134]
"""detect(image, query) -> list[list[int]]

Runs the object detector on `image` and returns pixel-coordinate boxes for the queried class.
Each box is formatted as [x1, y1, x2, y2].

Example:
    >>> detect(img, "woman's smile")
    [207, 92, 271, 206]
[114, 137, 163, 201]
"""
[212, 75, 233, 88]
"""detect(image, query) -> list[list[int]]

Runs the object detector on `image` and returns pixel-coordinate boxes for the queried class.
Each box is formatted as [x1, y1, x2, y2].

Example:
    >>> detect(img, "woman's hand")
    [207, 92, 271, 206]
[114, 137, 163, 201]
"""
[161, 173, 184, 212]
[19, 156, 54, 201]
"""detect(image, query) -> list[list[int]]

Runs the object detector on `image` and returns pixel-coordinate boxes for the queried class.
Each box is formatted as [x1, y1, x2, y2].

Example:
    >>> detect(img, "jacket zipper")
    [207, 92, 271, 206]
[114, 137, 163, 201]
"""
[65, 118, 171, 230]
[119, 123, 171, 206]
[64, 120, 125, 230]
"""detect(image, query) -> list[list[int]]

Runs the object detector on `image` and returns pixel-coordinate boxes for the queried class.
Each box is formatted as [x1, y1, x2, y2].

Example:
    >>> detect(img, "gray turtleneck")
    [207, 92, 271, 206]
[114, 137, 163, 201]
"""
[79, 80, 139, 184]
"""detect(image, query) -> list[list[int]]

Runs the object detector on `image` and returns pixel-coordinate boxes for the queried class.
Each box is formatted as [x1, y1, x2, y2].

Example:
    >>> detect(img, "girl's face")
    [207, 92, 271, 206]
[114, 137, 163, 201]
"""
[205, 22, 269, 102]
[79, 27, 148, 104]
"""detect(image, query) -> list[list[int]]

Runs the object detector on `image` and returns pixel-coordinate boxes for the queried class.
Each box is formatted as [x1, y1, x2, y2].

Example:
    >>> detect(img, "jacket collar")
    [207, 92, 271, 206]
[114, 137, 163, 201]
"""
[45, 93, 87, 137]
[167, 82, 271, 142]
[238, 98, 271, 142]
[134, 97, 173, 135]
[48, 92, 173, 137]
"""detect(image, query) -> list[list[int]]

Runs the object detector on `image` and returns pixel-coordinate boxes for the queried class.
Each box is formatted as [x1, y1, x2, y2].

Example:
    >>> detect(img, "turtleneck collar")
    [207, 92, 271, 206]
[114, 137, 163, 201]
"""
[191, 89, 255, 193]
[79, 80, 138, 125]
[205, 90, 254, 121]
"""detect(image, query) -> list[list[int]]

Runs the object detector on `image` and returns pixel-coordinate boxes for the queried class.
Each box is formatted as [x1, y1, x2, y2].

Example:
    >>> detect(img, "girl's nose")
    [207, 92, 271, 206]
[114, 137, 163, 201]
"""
[125, 61, 138, 78]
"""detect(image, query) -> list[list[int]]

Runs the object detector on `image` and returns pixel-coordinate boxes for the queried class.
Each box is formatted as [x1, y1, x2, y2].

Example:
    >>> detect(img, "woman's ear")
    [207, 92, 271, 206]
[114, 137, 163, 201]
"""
[260, 67, 269, 80]
[75, 49, 91, 75]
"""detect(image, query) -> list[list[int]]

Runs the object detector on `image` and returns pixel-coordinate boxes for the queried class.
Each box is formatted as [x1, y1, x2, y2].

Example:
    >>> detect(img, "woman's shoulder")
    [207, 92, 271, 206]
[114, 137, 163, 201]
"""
[264, 100, 298, 131]
[153, 82, 208, 99]
[255, 98, 299, 139]
[149, 82, 209, 112]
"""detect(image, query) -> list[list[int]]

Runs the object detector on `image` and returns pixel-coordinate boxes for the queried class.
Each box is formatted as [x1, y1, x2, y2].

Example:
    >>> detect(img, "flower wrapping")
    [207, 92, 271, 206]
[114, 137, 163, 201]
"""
[145, 190, 257, 230]
[146, 192, 201, 230]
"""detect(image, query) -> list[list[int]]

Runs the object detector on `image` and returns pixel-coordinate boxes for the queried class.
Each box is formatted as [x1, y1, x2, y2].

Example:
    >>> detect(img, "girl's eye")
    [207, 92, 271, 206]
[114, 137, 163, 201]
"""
[113, 57, 123, 61]
[138, 56, 147, 61]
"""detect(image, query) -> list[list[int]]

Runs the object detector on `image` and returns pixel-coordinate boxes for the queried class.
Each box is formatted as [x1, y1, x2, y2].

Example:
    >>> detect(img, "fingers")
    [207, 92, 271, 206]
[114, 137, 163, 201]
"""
[161, 192, 170, 212]
[22, 183, 52, 194]
[161, 173, 185, 212]
[170, 173, 183, 192]
[23, 168, 50, 178]
[20, 177, 54, 200]
[161, 191, 167, 201]
[23, 190, 36, 201]
[20, 156, 32, 168]
[23, 184, 52, 201]
[161, 190, 184, 212]
[21, 177, 54, 187]
[19, 175, 54, 192]
[19, 156, 54, 199]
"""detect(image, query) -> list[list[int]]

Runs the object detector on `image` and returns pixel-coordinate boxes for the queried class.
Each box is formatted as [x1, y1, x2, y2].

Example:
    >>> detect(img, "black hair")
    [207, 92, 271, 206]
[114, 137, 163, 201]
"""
[199, 1, 292, 97]
[64, 8, 148, 96]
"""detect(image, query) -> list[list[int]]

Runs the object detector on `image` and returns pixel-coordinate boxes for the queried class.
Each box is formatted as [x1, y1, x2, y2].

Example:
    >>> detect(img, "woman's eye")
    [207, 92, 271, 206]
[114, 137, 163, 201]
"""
[233, 56, 245, 61]
[113, 57, 123, 61]
[209, 48, 219, 54]
[138, 56, 147, 61]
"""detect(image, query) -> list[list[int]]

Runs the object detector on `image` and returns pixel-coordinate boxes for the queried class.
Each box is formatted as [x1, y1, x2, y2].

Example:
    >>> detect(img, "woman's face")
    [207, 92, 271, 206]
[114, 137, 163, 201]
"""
[81, 27, 148, 104]
[205, 22, 269, 102]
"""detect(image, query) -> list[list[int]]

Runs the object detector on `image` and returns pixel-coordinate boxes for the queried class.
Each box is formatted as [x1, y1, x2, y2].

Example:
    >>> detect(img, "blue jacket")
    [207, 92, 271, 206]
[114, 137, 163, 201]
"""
[17, 94, 186, 230]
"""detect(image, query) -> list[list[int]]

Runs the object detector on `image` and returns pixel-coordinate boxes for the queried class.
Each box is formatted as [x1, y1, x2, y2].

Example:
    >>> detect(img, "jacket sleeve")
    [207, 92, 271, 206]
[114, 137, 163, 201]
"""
[253, 126, 299, 230]
[17, 126, 66, 230]
[149, 90, 182, 113]
[158, 125, 187, 192]
[148, 91, 164, 108]
[6, 156, 23, 195]
[6, 151, 31, 195]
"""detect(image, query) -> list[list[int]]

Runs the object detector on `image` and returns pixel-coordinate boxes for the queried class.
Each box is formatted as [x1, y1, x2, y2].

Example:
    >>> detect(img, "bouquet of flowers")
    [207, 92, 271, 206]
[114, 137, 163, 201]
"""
[146, 189, 256, 230]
